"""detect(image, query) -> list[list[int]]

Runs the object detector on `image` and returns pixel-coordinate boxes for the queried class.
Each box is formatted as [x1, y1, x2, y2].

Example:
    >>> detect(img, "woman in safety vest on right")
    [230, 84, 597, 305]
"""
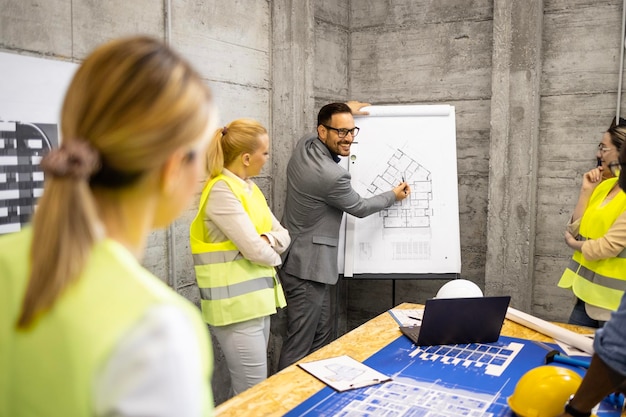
[190, 119, 289, 397]
[558, 118, 626, 328]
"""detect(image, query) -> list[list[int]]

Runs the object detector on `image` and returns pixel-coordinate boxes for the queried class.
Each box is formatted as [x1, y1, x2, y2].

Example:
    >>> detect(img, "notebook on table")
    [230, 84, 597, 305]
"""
[399, 296, 511, 346]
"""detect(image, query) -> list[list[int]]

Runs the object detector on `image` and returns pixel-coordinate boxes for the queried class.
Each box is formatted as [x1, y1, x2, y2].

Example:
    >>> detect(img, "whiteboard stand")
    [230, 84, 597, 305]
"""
[340, 273, 461, 307]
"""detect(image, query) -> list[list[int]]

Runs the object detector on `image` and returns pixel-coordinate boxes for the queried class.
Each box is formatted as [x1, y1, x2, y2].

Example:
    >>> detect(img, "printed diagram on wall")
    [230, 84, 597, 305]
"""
[343, 105, 461, 276]
[0, 52, 77, 235]
[0, 122, 58, 234]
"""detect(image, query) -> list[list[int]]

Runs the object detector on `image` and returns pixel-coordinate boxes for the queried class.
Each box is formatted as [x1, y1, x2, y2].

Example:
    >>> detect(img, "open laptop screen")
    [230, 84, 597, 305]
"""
[400, 296, 511, 346]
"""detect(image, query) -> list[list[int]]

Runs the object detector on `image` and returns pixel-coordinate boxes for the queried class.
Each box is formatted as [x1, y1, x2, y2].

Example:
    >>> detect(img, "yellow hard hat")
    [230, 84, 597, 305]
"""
[508, 365, 583, 417]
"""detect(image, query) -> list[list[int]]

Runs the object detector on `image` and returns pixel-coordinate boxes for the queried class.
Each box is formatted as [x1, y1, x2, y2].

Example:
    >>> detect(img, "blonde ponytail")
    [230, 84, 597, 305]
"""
[206, 127, 227, 179]
[18, 141, 102, 327]
[205, 119, 267, 179]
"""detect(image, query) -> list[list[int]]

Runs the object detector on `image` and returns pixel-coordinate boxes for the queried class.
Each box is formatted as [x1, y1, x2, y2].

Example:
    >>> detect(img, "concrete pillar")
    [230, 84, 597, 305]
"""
[485, 0, 543, 311]
[268, 0, 316, 375]
[271, 0, 316, 220]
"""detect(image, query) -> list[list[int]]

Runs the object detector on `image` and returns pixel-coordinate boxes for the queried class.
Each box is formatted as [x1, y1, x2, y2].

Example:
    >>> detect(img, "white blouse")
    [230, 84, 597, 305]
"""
[95, 305, 209, 417]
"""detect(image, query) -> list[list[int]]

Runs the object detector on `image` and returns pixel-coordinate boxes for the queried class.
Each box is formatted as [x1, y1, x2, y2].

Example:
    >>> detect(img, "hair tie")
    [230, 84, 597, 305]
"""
[41, 140, 101, 180]
[222, 126, 228, 136]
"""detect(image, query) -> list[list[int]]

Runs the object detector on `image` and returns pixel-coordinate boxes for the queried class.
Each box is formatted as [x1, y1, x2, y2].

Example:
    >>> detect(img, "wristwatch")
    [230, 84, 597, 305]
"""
[565, 396, 592, 417]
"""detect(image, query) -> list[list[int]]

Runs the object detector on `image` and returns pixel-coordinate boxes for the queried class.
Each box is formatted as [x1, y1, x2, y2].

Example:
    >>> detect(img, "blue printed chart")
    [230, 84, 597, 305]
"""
[286, 335, 622, 417]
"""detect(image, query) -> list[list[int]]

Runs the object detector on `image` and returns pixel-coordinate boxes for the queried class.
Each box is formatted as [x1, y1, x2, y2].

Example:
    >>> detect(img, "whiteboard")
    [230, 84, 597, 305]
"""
[342, 104, 461, 277]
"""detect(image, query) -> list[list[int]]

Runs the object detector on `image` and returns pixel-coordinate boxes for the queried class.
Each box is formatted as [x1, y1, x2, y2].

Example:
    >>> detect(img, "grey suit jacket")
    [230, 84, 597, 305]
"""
[280, 134, 396, 285]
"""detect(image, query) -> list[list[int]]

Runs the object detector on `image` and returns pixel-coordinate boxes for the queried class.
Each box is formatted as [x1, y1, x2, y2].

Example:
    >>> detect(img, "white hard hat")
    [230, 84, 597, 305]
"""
[435, 279, 483, 299]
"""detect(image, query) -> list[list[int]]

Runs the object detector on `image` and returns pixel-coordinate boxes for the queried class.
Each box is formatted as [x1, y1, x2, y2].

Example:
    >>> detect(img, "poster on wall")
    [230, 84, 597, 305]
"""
[342, 105, 461, 277]
[0, 52, 77, 234]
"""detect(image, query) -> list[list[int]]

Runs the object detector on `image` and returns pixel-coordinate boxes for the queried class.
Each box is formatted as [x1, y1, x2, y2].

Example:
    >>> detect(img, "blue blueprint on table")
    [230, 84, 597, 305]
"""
[286, 335, 622, 417]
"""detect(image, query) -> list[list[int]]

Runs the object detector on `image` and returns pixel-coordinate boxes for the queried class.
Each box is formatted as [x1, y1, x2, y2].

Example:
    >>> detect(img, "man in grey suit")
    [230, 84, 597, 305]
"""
[278, 102, 410, 370]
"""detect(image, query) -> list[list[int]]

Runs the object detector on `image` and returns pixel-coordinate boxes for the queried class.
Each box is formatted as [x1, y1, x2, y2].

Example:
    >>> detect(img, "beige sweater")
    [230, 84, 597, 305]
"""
[567, 212, 626, 261]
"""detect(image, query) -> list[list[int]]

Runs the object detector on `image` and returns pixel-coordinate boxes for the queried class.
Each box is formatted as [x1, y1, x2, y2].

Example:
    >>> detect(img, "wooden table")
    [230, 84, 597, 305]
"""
[214, 303, 594, 417]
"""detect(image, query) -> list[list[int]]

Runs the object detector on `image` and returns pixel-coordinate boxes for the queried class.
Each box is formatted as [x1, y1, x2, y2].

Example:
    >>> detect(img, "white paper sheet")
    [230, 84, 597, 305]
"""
[298, 355, 391, 392]
[388, 308, 424, 327]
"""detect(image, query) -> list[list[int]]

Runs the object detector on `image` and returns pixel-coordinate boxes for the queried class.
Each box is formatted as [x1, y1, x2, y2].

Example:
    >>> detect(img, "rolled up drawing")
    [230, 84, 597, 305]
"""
[506, 307, 594, 354]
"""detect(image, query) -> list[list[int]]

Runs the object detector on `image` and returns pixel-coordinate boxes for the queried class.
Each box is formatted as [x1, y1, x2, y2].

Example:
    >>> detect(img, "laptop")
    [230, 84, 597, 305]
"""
[399, 296, 511, 346]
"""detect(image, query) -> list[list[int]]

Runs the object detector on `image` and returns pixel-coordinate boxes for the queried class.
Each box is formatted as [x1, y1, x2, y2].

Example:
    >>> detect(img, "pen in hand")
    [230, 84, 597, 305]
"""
[401, 176, 408, 195]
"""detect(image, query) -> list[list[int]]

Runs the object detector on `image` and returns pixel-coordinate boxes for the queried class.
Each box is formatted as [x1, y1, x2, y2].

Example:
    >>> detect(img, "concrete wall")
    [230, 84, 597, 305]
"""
[344, 0, 626, 328]
[3, 0, 626, 407]
[345, 0, 494, 325]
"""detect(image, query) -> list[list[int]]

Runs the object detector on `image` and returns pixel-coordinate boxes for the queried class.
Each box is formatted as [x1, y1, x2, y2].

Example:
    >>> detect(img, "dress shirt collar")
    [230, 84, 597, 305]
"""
[222, 168, 253, 191]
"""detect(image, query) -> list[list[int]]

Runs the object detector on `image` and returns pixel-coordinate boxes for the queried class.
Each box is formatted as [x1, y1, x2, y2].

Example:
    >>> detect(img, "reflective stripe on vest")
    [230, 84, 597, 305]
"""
[566, 258, 626, 291]
[199, 276, 274, 300]
[193, 250, 244, 265]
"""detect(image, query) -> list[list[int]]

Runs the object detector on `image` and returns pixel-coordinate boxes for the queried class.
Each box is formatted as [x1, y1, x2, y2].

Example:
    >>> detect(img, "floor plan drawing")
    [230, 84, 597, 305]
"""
[367, 148, 434, 229]
[287, 335, 620, 417]
[342, 105, 461, 276]
[320, 378, 501, 417]
[409, 340, 524, 378]
[298, 355, 392, 392]
[324, 362, 366, 383]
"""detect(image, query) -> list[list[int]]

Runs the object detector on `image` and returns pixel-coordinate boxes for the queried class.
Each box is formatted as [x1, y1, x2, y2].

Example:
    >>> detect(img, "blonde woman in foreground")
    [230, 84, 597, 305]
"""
[0, 36, 216, 416]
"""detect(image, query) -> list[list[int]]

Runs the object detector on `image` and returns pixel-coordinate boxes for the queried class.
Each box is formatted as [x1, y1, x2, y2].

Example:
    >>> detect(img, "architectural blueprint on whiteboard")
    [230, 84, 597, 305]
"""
[343, 105, 461, 276]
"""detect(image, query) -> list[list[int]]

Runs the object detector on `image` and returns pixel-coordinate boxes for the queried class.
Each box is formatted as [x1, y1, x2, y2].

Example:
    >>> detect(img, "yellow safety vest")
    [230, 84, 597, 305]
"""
[0, 228, 213, 417]
[190, 174, 287, 326]
[558, 177, 626, 311]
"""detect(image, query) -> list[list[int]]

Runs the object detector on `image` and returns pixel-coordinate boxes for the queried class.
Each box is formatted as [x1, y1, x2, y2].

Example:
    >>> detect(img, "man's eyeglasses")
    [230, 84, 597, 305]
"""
[598, 143, 614, 153]
[608, 160, 626, 176]
[323, 125, 360, 139]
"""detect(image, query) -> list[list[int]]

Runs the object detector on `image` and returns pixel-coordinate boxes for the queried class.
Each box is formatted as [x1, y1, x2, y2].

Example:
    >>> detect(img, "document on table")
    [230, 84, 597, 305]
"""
[388, 308, 424, 327]
[298, 355, 392, 392]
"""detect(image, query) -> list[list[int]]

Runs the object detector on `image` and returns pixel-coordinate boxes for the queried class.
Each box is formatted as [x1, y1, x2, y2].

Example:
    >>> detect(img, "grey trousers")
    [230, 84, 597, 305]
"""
[277, 270, 333, 370]
[210, 315, 270, 396]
